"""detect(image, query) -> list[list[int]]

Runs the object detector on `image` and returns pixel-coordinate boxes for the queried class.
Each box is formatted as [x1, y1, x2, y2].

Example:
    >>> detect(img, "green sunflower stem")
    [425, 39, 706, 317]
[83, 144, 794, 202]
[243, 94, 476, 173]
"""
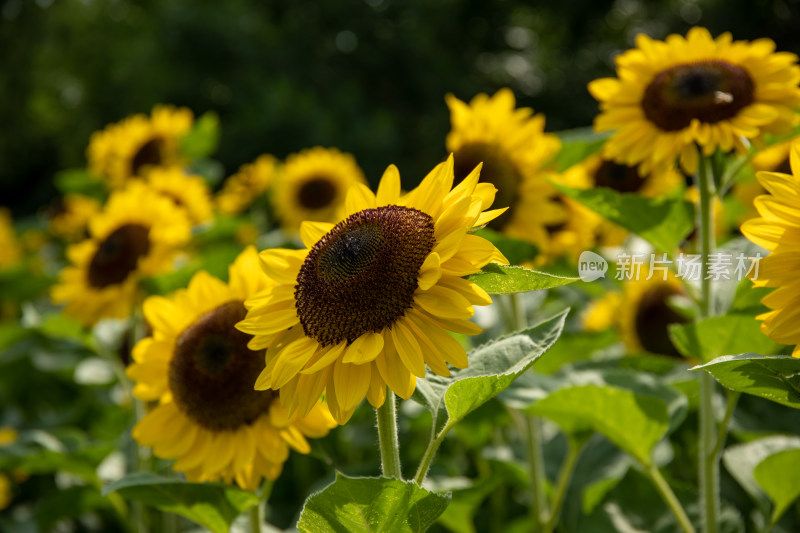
[414, 421, 452, 486]
[249, 503, 261, 533]
[697, 154, 719, 533]
[376, 390, 403, 479]
[646, 463, 697, 533]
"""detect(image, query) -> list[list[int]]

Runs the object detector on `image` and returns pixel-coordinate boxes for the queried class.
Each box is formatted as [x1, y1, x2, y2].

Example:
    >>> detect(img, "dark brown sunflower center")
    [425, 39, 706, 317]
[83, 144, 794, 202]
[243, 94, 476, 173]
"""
[453, 142, 519, 229]
[642, 60, 755, 132]
[131, 137, 165, 176]
[594, 160, 646, 193]
[169, 300, 274, 431]
[634, 285, 689, 357]
[295, 206, 435, 346]
[298, 177, 337, 210]
[87, 224, 151, 288]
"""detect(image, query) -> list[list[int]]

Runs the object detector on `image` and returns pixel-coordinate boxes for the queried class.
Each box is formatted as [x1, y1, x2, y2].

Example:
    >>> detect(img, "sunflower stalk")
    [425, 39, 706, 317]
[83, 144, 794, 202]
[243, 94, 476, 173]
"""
[696, 153, 719, 533]
[376, 390, 403, 479]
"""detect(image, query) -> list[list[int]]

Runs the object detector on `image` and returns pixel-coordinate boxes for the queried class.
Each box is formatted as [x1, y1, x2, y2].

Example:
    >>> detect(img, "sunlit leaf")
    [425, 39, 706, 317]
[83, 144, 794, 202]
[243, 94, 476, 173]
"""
[412, 310, 568, 429]
[723, 435, 800, 514]
[554, 128, 610, 172]
[180, 111, 220, 160]
[754, 448, 800, 524]
[669, 314, 781, 363]
[529, 384, 670, 466]
[692, 354, 800, 409]
[297, 473, 450, 533]
[554, 184, 694, 252]
[466, 264, 578, 295]
[102, 472, 259, 533]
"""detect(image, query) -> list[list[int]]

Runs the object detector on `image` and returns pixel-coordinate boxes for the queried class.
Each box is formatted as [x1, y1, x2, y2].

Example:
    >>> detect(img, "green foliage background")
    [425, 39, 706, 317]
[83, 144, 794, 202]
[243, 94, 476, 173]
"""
[3, 0, 799, 214]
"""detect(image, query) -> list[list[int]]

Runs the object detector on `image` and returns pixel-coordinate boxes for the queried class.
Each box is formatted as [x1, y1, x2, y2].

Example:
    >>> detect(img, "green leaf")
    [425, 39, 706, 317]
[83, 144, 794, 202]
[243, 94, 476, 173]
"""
[692, 354, 800, 409]
[533, 330, 619, 374]
[754, 448, 800, 524]
[723, 435, 800, 514]
[554, 184, 694, 252]
[529, 384, 670, 466]
[466, 264, 578, 295]
[53, 168, 106, 197]
[102, 472, 259, 533]
[180, 111, 220, 160]
[431, 476, 503, 533]
[412, 310, 568, 429]
[473, 228, 538, 265]
[554, 128, 611, 172]
[669, 314, 781, 363]
[297, 473, 451, 533]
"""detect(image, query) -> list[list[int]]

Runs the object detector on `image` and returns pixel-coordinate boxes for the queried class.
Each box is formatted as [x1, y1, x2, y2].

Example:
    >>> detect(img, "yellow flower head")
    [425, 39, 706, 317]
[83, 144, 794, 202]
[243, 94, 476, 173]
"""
[216, 155, 279, 216]
[0, 208, 21, 270]
[741, 142, 800, 356]
[51, 182, 192, 326]
[145, 167, 214, 225]
[617, 270, 688, 357]
[272, 147, 366, 232]
[127, 247, 336, 489]
[48, 194, 102, 242]
[446, 89, 566, 257]
[590, 27, 800, 176]
[88, 105, 194, 187]
[237, 157, 508, 424]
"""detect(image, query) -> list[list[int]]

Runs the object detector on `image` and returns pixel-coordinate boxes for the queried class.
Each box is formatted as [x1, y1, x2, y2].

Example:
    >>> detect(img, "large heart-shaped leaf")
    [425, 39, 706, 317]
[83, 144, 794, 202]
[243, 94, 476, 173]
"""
[297, 473, 450, 533]
[754, 448, 800, 524]
[669, 314, 780, 363]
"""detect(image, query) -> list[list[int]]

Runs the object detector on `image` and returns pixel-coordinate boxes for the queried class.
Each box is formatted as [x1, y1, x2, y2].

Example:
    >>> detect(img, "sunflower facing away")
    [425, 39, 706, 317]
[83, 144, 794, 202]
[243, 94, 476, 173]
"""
[237, 156, 508, 424]
[128, 247, 336, 489]
[87, 105, 194, 188]
[445, 89, 567, 259]
[741, 143, 800, 357]
[51, 182, 191, 326]
[216, 154, 279, 216]
[590, 27, 800, 176]
[272, 147, 366, 233]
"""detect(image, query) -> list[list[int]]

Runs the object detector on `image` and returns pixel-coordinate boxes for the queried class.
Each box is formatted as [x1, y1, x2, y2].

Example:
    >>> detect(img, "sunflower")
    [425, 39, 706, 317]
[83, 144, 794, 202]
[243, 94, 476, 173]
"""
[446, 89, 566, 258]
[272, 147, 366, 233]
[51, 182, 191, 326]
[559, 155, 684, 246]
[584, 270, 689, 357]
[88, 105, 194, 187]
[590, 27, 800, 176]
[145, 167, 213, 225]
[741, 143, 800, 356]
[237, 156, 508, 424]
[0, 208, 21, 270]
[48, 194, 102, 242]
[216, 155, 279, 215]
[127, 247, 336, 489]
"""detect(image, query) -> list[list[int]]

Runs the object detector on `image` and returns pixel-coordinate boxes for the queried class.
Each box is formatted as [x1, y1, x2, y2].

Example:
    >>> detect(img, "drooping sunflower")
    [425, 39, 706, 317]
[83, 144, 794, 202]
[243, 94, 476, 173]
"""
[590, 27, 800, 176]
[216, 155, 279, 216]
[445, 89, 566, 258]
[48, 194, 102, 242]
[128, 247, 336, 489]
[145, 167, 214, 225]
[741, 143, 800, 356]
[0, 208, 21, 270]
[51, 182, 191, 326]
[237, 157, 508, 424]
[88, 105, 194, 187]
[272, 147, 367, 233]
[559, 155, 684, 246]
